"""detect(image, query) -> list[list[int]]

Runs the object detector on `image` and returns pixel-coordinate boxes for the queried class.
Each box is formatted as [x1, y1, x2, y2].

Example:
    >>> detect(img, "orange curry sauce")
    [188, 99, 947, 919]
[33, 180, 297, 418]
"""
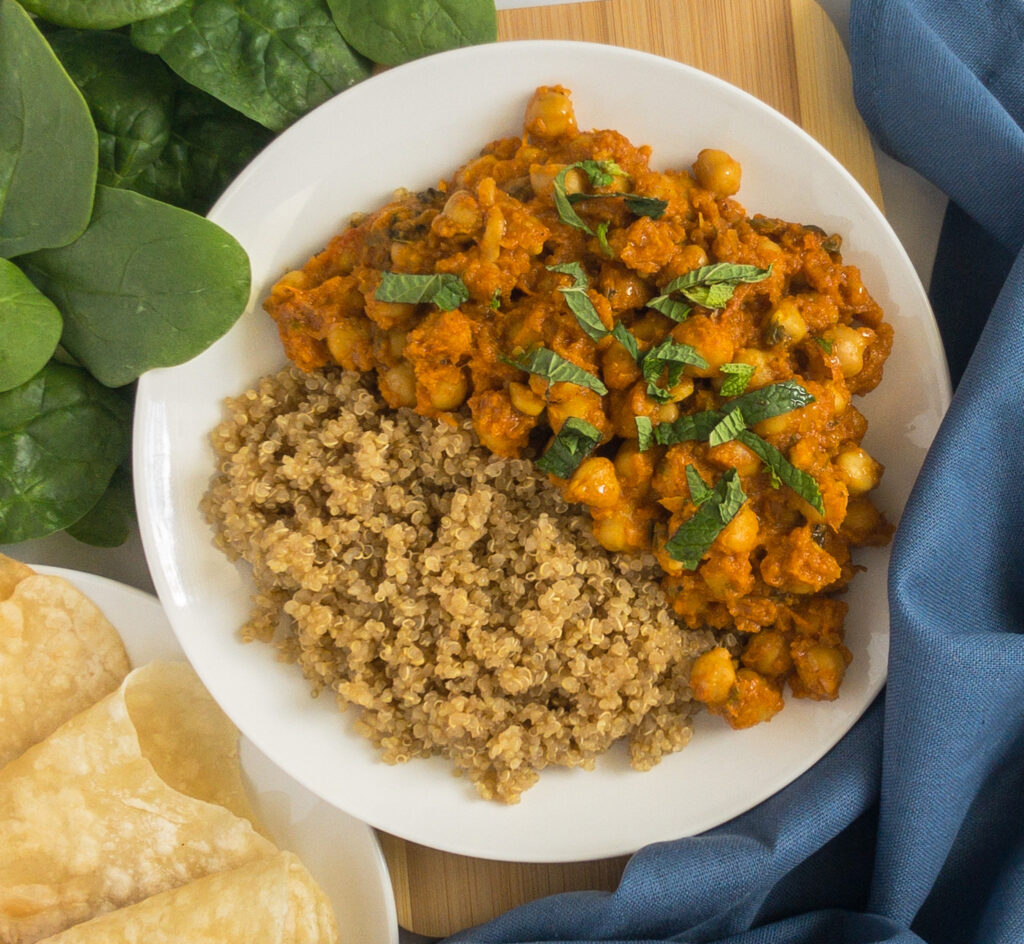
[264, 86, 893, 729]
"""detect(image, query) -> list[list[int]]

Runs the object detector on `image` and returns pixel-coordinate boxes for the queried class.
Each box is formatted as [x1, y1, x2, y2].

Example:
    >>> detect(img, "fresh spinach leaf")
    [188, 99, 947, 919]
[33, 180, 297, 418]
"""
[535, 416, 602, 479]
[65, 462, 135, 546]
[375, 271, 469, 311]
[19, 185, 251, 388]
[0, 363, 129, 543]
[0, 0, 97, 258]
[47, 30, 177, 188]
[503, 348, 608, 396]
[18, 0, 188, 29]
[126, 87, 274, 213]
[131, 0, 373, 132]
[0, 259, 63, 393]
[664, 467, 746, 569]
[327, 0, 496, 67]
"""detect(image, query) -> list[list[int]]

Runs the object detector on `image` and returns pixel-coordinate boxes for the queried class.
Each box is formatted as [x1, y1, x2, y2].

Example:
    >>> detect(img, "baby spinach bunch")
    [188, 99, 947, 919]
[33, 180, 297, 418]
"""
[0, 0, 496, 548]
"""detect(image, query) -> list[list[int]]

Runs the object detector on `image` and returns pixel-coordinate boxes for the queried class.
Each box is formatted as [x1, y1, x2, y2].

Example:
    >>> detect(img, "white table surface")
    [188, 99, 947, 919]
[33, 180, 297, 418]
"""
[3, 0, 948, 596]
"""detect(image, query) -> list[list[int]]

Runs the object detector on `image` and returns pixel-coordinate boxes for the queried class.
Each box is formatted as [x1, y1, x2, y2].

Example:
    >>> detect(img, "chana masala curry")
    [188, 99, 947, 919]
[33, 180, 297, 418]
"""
[264, 87, 892, 736]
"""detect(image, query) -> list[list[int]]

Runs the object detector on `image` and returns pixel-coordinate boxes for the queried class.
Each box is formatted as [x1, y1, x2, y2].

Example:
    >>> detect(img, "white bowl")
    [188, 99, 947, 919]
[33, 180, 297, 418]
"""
[135, 40, 951, 863]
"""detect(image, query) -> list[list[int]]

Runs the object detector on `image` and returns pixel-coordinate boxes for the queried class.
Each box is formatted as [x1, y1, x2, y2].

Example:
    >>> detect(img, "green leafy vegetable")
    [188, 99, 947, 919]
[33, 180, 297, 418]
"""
[684, 464, 713, 505]
[47, 30, 177, 188]
[0, 364, 130, 543]
[708, 408, 747, 447]
[0, 0, 97, 258]
[548, 262, 606, 341]
[0, 259, 63, 393]
[653, 410, 721, 446]
[18, 0, 188, 29]
[375, 271, 469, 311]
[719, 361, 755, 396]
[131, 0, 373, 132]
[65, 462, 135, 546]
[552, 160, 624, 234]
[664, 467, 747, 569]
[535, 417, 602, 479]
[641, 337, 707, 402]
[504, 348, 608, 396]
[721, 379, 814, 425]
[327, 0, 497, 67]
[19, 185, 251, 388]
[648, 263, 771, 321]
[611, 321, 640, 361]
[635, 415, 655, 452]
[736, 430, 825, 513]
[49, 29, 274, 213]
[622, 194, 668, 218]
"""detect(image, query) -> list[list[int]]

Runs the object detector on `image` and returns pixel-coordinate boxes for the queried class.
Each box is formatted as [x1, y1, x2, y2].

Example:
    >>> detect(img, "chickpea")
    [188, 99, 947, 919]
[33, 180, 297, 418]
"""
[602, 338, 643, 390]
[439, 189, 480, 233]
[741, 631, 792, 678]
[508, 381, 546, 417]
[613, 439, 657, 495]
[480, 206, 506, 263]
[825, 324, 871, 377]
[693, 148, 741, 196]
[592, 507, 647, 552]
[326, 318, 371, 370]
[378, 361, 416, 408]
[706, 439, 761, 476]
[717, 503, 760, 555]
[671, 314, 734, 375]
[766, 297, 808, 344]
[276, 268, 308, 289]
[690, 647, 736, 705]
[835, 446, 883, 495]
[546, 388, 606, 434]
[730, 347, 774, 389]
[426, 366, 469, 412]
[524, 86, 578, 140]
[792, 644, 848, 700]
[563, 457, 622, 509]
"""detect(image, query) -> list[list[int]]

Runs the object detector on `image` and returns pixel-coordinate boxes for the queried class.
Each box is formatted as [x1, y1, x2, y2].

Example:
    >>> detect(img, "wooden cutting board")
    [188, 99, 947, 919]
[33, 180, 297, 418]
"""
[378, 0, 881, 936]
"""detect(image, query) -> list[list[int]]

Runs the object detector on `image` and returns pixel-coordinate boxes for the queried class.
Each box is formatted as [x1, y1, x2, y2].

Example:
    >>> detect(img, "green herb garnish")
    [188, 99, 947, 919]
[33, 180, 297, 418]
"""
[641, 338, 708, 402]
[503, 348, 608, 396]
[375, 271, 469, 311]
[664, 467, 747, 569]
[815, 336, 835, 354]
[648, 263, 772, 322]
[635, 415, 655, 452]
[622, 194, 668, 218]
[552, 160, 624, 234]
[708, 409, 747, 447]
[735, 431, 825, 513]
[720, 379, 814, 425]
[719, 362, 755, 396]
[595, 220, 614, 257]
[548, 263, 606, 340]
[536, 417, 603, 478]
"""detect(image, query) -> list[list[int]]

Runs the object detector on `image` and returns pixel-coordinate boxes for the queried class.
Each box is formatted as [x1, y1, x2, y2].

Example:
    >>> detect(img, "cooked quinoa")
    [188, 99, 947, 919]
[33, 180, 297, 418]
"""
[202, 366, 716, 802]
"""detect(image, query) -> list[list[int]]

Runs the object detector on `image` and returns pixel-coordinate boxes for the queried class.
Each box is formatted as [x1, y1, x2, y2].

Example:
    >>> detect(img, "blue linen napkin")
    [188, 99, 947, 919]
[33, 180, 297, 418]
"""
[448, 1, 1024, 941]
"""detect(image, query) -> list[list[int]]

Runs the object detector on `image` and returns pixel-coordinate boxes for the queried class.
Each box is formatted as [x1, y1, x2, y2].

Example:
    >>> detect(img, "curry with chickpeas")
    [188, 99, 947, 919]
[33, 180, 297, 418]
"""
[264, 85, 893, 730]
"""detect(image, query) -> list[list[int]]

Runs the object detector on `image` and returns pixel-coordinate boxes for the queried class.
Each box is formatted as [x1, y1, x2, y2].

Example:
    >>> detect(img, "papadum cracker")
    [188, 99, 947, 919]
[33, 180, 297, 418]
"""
[0, 560, 130, 768]
[0, 661, 276, 944]
[34, 852, 339, 944]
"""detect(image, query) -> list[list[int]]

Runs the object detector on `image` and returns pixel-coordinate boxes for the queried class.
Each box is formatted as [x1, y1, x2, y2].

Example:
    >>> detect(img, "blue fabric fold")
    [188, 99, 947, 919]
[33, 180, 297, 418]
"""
[445, 2, 1024, 941]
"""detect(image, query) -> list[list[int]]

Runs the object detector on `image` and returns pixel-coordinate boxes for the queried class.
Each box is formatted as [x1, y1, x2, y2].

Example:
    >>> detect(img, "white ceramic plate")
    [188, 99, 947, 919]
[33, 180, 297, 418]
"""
[35, 566, 398, 944]
[134, 41, 952, 862]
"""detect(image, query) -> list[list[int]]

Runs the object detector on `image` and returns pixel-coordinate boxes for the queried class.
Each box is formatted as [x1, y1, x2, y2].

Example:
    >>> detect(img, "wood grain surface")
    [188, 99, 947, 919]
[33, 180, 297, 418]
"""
[379, 0, 881, 936]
